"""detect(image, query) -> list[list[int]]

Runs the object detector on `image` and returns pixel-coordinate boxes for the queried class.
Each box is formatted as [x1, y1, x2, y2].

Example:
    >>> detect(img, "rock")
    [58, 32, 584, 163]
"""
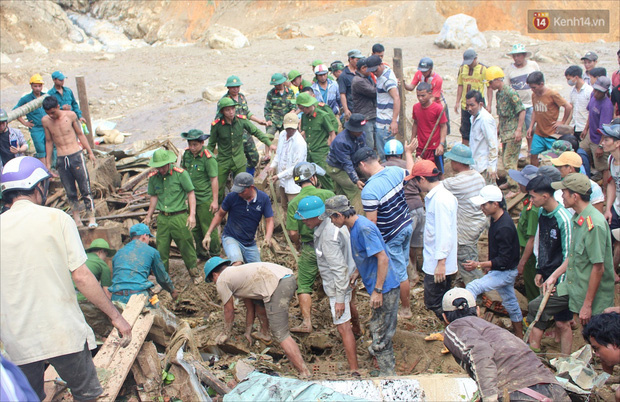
[0, 53, 12, 64]
[203, 25, 249, 49]
[24, 42, 49, 54]
[488, 35, 501, 48]
[306, 332, 333, 351]
[338, 20, 362, 38]
[67, 12, 149, 52]
[294, 44, 315, 51]
[434, 14, 487, 49]
[201, 86, 227, 102]
[234, 360, 255, 382]
[276, 24, 303, 40]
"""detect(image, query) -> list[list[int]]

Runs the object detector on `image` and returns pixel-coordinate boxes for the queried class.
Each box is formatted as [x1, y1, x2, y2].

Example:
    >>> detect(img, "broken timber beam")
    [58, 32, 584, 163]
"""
[190, 360, 232, 395]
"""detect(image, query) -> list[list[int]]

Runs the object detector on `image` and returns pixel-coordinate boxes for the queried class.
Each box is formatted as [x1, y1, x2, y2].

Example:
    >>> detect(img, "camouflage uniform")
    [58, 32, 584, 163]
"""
[219, 92, 260, 169]
[496, 86, 525, 192]
[264, 87, 296, 138]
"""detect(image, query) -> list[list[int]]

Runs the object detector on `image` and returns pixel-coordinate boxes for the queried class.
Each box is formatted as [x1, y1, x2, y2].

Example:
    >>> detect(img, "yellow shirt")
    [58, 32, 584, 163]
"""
[458, 64, 487, 110]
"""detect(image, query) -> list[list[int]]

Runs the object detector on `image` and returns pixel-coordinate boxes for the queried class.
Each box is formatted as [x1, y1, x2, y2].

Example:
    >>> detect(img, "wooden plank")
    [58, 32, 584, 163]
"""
[392, 48, 406, 144]
[81, 210, 151, 222]
[97, 313, 154, 401]
[93, 294, 147, 368]
[131, 341, 162, 402]
[75, 76, 95, 149]
[507, 192, 526, 211]
[120, 169, 152, 192]
[191, 360, 232, 395]
[45, 189, 65, 206]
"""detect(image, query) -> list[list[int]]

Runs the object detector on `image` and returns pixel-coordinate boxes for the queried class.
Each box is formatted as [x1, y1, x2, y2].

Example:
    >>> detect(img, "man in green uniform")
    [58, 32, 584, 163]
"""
[297, 92, 335, 191]
[288, 70, 312, 96]
[208, 98, 275, 202]
[264, 73, 296, 139]
[286, 162, 335, 333]
[144, 149, 200, 284]
[300, 86, 339, 133]
[75, 238, 115, 338]
[219, 75, 268, 175]
[181, 129, 220, 260]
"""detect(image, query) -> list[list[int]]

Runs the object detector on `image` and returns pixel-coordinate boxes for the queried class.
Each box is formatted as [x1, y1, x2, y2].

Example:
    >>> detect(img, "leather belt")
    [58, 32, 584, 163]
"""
[113, 289, 147, 296]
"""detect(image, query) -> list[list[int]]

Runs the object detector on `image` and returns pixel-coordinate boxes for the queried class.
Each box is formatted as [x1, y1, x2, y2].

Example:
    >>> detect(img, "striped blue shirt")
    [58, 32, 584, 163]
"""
[361, 166, 412, 242]
[376, 67, 398, 127]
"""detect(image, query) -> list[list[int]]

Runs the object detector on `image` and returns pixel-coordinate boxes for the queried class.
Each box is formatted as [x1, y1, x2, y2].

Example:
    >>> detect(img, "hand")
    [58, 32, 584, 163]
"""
[111, 315, 132, 348]
[143, 215, 152, 226]
[580, 131, 587, 140]
[595, 146, 604, 159]
[517, 262, 525, 275]
[171, 290, 180, 301]
[434, 262, 446, 283]
[62, 105, 71, 111]
[454, 104, 459, 113]
[262, 238, 273, 249]
[488, 171, 498, 181]
[265, 121, 273, 127]
[551, 120, 562, 130]
[80, 117, 87, 124]
[202, 234, 212, 251]
[300, 130, 306, 139]
[25, 121, 34, 129]
[603, 306, 620, 314]
[215, 332, 229, 345]
[526, 128, 533, 140]
[604, 210, 613, 224]
[88, 153, 97, 164]
[269, 144, 277, 152]
[542, 276, 556, 294]
[514, 129, 522, 143]
[210, 200, 219, 214]
[534, 274, 543, 288]
[269, 174, 279, 183]
[334, 302, 345, 318]
[579, 304, 592, 326]
[349, 270, 359, 288]
[9, 146, 19, 154]
[186, 214, 196, 230]
[405, 138, 418, 153]
[370, 290, 383, 309]
[435, 143, 444, 156]
[344, 109, 352, 120]
[258, 119, 267, 126]
[356, 180, 365, 190]
[390, 121, 398, 136]
[463, 260, 478, 272]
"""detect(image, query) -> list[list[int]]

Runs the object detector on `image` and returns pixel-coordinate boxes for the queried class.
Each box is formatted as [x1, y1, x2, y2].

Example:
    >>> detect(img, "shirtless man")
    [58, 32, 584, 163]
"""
[42, 96, 97, 228]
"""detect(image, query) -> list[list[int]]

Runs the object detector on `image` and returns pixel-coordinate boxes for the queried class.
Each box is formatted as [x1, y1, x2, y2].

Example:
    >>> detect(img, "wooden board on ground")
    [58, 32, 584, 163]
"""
[78, 226, 123, 251]
[507, 192, 526, 211]
[131, 341, 162, 401]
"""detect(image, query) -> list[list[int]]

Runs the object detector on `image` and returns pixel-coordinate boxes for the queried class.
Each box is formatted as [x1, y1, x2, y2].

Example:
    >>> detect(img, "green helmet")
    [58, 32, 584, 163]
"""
[217, 97, 237, 111]
[0, 109, 7, 122]
[294, 195, 325, 220]
[270, 73, 286, 86]
[311, 59, 323, 68]
[86, 238, 116, 256]
[148, 149, 177, 168]
[296, 92, 318, 108]
[225, 75, 243, 87]
[288, 69, 302, 81]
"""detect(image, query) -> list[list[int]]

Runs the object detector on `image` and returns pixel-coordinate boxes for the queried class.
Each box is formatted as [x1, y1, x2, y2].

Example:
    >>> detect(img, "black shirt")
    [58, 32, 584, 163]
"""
[0, 128, 15, 166]
[488, 210, 520, 271]
[338, 67, 356, 112]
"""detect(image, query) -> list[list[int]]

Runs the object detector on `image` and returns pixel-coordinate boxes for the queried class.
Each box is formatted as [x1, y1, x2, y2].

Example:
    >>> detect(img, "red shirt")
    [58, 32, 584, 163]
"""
[412, 101, 447, 151]
[410, 71, 444, 104]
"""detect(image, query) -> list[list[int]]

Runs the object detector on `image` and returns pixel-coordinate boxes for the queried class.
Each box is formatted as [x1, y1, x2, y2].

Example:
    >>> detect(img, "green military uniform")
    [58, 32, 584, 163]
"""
[264, 86, 295, 138]
[516, 196, 540, 301]
[300, 108, 334, 191]
[286, 185, 335, 294]
[181, 146, 220, 259]
[496, 86, 526, 192]
[317, 101, 339, 133]
[147, 166, 198, 275]
[219, 92, 260, 169]
[557, 203, 615, 314]
[76, 248, 114, 338]
[208, 115, 272, 202]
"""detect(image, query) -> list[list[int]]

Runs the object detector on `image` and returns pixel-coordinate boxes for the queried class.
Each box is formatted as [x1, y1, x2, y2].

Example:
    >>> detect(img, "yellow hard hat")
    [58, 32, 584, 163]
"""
[29, 74, 44, 84]
[485, 66, 504, 82]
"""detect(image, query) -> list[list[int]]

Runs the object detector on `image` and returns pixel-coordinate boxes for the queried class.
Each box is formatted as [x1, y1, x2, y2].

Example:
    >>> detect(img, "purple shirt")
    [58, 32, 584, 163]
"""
[587, 95, 614, 143]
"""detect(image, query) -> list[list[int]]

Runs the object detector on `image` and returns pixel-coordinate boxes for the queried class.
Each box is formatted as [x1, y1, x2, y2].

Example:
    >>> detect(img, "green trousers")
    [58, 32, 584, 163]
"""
[296, 244, 319, 294]
[502, 140, 521, 192]
[194, 201, 221, 259]
[156, 212, 198, 275]
[307, 151, 333, 191]
[217, 158, 245, 203]
[523, 252, 539, 301]
[243, 133, 259, 169]
[326, 165, 363, 214]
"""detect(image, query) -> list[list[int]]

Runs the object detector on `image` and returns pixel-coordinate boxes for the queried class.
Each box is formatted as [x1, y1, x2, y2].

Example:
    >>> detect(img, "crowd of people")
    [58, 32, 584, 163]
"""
[1, 42, 620, 400]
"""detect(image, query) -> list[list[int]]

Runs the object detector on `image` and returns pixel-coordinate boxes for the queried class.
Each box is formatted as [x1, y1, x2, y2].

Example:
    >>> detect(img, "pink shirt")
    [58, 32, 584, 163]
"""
[410, 71, 444, 103]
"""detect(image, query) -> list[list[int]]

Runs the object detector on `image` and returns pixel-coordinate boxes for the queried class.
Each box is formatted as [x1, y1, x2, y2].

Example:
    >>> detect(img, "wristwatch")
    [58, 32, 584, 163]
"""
[374, 287, 383, 293]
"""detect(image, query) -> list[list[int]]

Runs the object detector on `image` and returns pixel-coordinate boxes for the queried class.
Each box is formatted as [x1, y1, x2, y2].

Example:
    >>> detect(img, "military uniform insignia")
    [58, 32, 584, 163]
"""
[148, 170, 158, 178]
[237, 114, 247, 119]
[212, 118, 221, 126]
[523, 199, 529, 206]
[173, 167, 185, 173]
[586, 216, 594, 231]
[203, 149, 212, 158]
[318, 102, 326, 107]
[577, 216, 584, 226]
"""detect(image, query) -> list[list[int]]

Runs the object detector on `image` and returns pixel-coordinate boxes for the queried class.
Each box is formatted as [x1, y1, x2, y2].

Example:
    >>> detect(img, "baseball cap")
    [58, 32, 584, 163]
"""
[347, 49, 363, 59]
[537, 165, 562, 182]
[592, 76, 611, 92]
[442, 288, 476, 312]
[344, 113, 366, 132]
[365, 55, 382, 73]
[320, 195, 351, 219]
[508, 165, 539, 187]
[352, 147, 377, 166]
[470, 185, 503, 205]
[550, 151, 582, 168]
[598, 120, 620, 140]
[283, 111, 299, 129]
[581, 51, 598, 61]
[462, 49, 477, 65]
[418, 57, 433, 72]
[357, 57, 368, 69]
[130, 223, 154, 237]
[404, 159, 440, 180]
[51, 71, 65, 80]
[231, 172, 254, 193]
[551, 173, 591, 195]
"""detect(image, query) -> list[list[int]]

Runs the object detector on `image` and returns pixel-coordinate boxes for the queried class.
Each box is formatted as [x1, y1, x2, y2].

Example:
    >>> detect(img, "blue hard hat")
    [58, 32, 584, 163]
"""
[384, 139, 404, 156]
[204, 257, 231, 282]
[294, 195, 325, 220]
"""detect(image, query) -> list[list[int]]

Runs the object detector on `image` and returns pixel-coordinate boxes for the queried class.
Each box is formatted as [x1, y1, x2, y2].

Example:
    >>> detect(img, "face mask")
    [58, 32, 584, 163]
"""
[567, 79, 576, 86]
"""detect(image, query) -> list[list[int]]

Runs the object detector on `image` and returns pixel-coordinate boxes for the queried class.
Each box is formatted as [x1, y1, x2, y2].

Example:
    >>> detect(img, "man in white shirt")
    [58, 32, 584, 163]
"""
[268, 111, 307, 212]
[565, 65, 593, 139]
[466, 90, 498, 184]
[405, 159, 458, 319]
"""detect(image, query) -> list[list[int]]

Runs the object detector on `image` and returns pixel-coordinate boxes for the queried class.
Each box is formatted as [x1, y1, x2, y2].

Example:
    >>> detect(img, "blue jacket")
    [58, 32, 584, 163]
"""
[326, 129, 366, 183]
[312, 79, 341, 115]
[109, 240, 174, 294]
[48, 86, 82, 119]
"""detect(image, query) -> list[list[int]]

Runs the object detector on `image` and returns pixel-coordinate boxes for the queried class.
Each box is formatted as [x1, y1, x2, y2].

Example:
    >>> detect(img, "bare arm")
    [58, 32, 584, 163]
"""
[389, 87, 400, 135]
[44, 120, 53, 169]
[144, 195, 158, 225]
[72, 116, 95, 161]
[17, 116, 33, 128]
[605, 178, 616, 222]
[264, 216, 274, 244]
[517, 236, 535, 275]
[454, 85, 463, 113]
[186, 190, 196, 230]
[215, 297, 235, 344]
[515, 109, 525, 142]
[328, 130, 336, 146]
[366, 210, 377, 223]
[561, 103, 573, 125]
[486, 87, 494, 112]
[206, 208, 227, 239]
[210, 176, 219, 213]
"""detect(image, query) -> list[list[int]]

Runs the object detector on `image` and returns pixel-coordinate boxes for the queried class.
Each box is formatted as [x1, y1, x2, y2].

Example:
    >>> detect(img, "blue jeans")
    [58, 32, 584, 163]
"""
[385, 225, 413, 283]
[375, 125, 394, 162]
[222, 235, 261, 264]
[363, 118, 376, 151]
[524, 107, 533, 135]
[466, 269, 523, 322]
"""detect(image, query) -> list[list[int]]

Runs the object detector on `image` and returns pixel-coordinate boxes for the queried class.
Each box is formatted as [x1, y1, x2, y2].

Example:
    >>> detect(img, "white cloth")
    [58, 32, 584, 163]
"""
[554, 179, 605, 214]
[569, 83, 593, 131]
[442, 169, 487, 245]
[270, 130, 306, 194]
[470, 107, 499, 174]
[422, 183, 459, 276]
[0, 200, 96, 365]
[329, 293, 352, 325]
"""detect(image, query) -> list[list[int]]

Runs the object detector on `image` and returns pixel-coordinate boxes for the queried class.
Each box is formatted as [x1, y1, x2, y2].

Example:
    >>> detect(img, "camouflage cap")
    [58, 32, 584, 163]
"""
[320, 195, 351, 219]
[181, 129, 208, 141]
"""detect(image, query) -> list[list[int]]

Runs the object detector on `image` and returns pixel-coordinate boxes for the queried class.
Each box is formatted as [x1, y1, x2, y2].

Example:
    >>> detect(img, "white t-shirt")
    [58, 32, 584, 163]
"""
[0, 200, 95, 365]
[609, 154, 620, 215]
[504, 60, 540, 108]
[569, 84, 593, 132]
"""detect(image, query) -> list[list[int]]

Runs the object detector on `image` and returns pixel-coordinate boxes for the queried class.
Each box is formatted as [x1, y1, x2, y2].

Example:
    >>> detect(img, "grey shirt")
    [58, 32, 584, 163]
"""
[351, 72, 377, 120]
[313, 217, 356, 303]
[442, 169, 487, 245]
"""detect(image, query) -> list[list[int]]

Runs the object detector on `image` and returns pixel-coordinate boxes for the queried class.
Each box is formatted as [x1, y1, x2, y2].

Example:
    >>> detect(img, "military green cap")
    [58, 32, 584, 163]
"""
[551, 173, 591, 196]
[296, 92, 318, 107]
[0, 109, 7, 122]
[270, 73, 286, 86]
[330, 61, 345, 72]
[148, 149, 177, 168]
[225, 75, 243, 87]
[181, 129, 208, 141]
[86, 238, 116, 256]
[288, 70, 302, 81]
[217, 97, 237, 111]
[311, 59, 323, 68]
